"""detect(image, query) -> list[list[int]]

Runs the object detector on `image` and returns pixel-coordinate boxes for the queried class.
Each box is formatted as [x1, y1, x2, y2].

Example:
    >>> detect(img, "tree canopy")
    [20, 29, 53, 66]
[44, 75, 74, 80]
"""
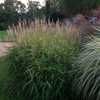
[0, 0, 44, 30]
[49, 0, 100, 15]
[0, 0, 100, 30]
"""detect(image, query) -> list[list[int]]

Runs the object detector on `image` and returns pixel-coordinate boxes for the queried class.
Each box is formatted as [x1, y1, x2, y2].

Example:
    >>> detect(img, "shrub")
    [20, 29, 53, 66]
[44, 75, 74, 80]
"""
[5, 23, 79, 100]
[74, 37, 100, 100]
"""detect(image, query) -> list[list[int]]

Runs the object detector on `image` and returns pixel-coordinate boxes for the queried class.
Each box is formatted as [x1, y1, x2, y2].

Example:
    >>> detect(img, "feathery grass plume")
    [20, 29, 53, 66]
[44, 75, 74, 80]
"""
[74, 37, 100, 100]
[6, 20, 80, 43]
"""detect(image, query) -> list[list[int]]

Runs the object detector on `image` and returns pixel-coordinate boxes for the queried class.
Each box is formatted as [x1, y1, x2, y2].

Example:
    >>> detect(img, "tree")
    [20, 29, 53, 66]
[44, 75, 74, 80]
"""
[27, 0, 39, 18]
[0, 0, 26, 30]
[4, 0, 17, 12]
[49, 0, 100, 15]
[15, 1, 26, 14]
[0, 0, 46, 30]
[27, 0, 45, 20]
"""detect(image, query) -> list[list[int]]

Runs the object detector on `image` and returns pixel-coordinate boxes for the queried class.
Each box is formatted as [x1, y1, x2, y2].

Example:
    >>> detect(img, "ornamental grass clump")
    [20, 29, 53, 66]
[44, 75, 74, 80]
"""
[5, 22, 79, 100]
[74, 37, 100, 100]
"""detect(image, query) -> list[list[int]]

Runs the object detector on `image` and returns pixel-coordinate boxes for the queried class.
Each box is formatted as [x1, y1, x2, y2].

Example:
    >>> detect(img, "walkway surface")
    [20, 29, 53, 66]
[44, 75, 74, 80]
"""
[0, 42, 13, 57]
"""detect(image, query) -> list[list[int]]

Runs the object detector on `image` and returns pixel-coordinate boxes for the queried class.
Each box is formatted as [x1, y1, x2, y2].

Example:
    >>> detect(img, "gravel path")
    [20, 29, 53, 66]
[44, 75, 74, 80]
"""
[0, 42, 13, 57]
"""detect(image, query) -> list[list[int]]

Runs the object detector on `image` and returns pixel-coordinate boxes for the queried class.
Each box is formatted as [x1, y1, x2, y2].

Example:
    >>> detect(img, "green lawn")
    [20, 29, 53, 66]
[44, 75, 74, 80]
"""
[0, 58, 9, 100]
[0, 31, 7, 41]
[0, 58, 22, 100]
